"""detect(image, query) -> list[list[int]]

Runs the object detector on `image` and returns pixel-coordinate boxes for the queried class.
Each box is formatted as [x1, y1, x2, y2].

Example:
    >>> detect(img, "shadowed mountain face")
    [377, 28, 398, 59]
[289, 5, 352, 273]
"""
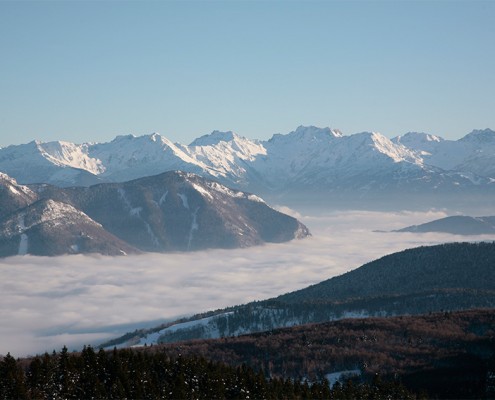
[395, 215, 495, 235]
[0, 171, 309, 256]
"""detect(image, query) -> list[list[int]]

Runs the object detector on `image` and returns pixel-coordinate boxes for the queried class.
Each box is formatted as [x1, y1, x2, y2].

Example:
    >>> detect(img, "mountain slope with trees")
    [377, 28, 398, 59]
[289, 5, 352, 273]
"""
[0, 171, 309, 256]
[106, 242, 495, 348]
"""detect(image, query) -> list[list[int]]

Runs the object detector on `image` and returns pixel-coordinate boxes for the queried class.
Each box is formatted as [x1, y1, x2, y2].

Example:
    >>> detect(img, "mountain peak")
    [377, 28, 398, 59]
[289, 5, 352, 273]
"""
[395, 132, 443, 143]
[111, 134, 137, 143]
[459, 128, 495, 144]
[189, 130, 239, 146]
[295, 125, 343, 138]
[268, 125, 342, 145]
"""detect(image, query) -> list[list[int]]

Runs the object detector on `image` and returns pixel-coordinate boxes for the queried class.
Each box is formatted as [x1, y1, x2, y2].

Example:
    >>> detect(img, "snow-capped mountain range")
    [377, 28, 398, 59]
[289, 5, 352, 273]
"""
[0, 171, 309, 257]
[1, 126, 494, 209]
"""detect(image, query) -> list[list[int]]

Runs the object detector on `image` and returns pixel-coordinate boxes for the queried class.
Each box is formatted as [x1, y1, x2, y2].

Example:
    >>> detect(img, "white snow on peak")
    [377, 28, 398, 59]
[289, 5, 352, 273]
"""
[189, 130, 237, 146]
[184, 132, 266, 180]
[190, 183, 213, 200]
[357, 131, 420, 164]
[267, 125, 342, 145]
[2, 125, 495, 191]
[1, 200, 102, 239]
[37, 199, 98, 226]
[393, 132, 443, 150]
[37, 140, 105, 174]
[0, 172, 37, 198]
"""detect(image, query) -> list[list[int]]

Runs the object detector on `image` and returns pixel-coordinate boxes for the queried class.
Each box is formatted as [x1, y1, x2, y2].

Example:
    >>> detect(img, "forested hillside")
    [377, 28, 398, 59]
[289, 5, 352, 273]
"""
[0, 347, 415, 399]
[154, 309, 495, 399]
[106, 242, 495, 347]
[278, 241, 495, 303]
[3, 309, 493, 399]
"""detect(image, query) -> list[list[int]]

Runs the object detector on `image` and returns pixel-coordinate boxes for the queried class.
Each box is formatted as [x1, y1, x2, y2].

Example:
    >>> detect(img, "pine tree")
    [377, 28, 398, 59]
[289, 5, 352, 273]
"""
[0, 353, 27, 399]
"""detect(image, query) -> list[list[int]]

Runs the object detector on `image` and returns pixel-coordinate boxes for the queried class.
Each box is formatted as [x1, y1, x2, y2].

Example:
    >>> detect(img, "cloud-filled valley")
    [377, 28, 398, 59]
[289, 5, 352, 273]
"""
[1, 208, 494, 357]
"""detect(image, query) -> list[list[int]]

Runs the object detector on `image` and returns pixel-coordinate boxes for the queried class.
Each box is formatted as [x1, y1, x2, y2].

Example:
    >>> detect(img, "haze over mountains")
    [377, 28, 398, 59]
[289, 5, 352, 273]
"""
[396, 215, 495, 235]
[1, 126, 494, 210]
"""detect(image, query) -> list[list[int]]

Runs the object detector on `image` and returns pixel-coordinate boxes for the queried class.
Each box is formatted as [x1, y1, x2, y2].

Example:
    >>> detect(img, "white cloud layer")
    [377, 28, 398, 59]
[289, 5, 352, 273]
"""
[1, 209, 494, 357]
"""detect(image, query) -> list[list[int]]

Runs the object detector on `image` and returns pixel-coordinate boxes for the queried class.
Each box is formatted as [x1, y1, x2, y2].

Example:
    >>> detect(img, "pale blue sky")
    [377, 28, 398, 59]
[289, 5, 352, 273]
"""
[1, 1, 494, 147]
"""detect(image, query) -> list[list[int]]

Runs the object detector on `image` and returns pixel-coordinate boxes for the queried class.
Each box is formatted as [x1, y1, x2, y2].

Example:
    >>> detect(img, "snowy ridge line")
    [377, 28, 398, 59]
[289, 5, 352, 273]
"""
[2, 126, 494, 191]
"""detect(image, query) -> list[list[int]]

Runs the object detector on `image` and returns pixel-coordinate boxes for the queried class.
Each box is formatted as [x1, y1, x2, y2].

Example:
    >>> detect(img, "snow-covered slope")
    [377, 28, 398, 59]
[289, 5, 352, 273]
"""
[1, 126, 494, 208]
[393, 129, 495, 177]
[0, 199, 138, 256]
[0, 173, 38, 217]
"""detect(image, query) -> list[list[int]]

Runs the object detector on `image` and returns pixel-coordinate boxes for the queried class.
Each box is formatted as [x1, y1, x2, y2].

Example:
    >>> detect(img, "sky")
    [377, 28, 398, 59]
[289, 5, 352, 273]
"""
[3, 208, 495, 357]
[1, 1, 494, 148]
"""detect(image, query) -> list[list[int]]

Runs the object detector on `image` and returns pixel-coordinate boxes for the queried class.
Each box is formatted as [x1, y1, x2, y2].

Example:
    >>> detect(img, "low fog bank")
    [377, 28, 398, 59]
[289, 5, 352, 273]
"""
[1, 209, 494, 357]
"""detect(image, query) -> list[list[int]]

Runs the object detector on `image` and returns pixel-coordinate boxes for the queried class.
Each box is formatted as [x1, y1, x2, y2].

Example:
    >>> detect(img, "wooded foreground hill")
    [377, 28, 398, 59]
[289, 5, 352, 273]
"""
[2, 309, 494, 399]
[106, 241, 495, 347]
[153, 309, 495, 399]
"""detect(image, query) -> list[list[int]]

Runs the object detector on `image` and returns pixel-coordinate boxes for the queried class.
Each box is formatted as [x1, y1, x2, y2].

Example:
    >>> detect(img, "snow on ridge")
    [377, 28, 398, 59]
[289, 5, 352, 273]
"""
[2, 200, 102, 238]
[125, 312, 235, 348]
[190, 183, 213, 200]
[37, 140, 105, 174]
[37, 199, 101, 227]
[267, 125, 342, 145]
[0, 173, 36, 197]
[2, 125, 495, 190]
[206, 181, 246, 199]
[189, 130, 237, 146]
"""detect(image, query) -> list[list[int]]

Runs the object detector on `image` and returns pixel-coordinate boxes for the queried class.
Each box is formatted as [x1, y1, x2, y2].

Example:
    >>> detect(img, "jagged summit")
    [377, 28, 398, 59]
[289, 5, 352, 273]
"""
[267, 125, 342, 145]
[459, 128, 495, 144]
[393, 132, 444, 147]
[1, 125, 494, 210]
[190, 130, 240, 146]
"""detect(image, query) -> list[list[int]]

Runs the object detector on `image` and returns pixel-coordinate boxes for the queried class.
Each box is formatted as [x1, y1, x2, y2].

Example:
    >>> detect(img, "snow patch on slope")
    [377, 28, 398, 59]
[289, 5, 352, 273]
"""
[177, 193, 189, 209]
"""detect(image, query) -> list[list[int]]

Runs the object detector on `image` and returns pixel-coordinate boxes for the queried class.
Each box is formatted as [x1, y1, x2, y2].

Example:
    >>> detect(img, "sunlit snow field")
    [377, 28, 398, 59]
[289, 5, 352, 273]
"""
[1, 208, 494, 357]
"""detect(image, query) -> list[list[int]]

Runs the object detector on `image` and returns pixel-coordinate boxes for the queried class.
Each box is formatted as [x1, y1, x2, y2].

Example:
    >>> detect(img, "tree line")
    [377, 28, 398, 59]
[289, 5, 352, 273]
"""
[0, 345, 417, 399]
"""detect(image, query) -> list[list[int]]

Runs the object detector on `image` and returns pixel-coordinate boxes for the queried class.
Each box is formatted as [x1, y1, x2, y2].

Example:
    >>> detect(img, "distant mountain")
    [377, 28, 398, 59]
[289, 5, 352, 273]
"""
[104, 241, 495, 348]
[1, 126, 494, 210]
[0, 171, 309, 256]
[395, 215, 495, 235]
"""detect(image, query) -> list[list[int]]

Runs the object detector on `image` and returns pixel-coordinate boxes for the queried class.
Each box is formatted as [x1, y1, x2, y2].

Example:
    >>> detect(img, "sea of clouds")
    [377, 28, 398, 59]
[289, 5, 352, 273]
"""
[1, 208, 494, 357]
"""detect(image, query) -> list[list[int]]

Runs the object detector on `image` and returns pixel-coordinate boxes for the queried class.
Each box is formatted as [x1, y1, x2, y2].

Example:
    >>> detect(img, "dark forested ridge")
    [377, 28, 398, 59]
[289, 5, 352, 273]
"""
[152, 309, 495, 399]
[2, 310, 494, 399]
[0, 346, 416, 400]
[106, 241, 495, 348]
[278, 241, 495, 303]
